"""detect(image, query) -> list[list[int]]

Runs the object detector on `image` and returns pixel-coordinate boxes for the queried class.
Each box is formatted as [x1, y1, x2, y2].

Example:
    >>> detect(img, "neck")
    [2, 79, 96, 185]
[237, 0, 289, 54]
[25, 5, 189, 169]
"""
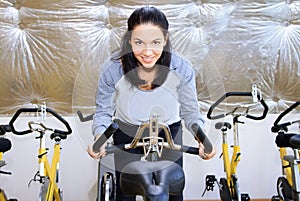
[138, 65, 157, 89]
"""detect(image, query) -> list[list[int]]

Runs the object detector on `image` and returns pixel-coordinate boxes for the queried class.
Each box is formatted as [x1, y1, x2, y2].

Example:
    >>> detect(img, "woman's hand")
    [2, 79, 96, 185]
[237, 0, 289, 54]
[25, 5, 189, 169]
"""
[87, 135, 106, 159]
[198, 142, 216, 160]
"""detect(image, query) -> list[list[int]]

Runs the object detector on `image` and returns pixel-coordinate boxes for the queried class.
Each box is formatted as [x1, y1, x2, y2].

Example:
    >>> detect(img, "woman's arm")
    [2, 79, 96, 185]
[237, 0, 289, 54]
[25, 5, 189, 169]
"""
[172, 54, 216, 157]
[92, 60, 123, 136]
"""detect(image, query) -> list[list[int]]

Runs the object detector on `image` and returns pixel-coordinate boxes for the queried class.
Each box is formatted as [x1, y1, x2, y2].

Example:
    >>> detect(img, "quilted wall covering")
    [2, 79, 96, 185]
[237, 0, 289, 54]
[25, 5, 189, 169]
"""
[0, 0, 299, 115]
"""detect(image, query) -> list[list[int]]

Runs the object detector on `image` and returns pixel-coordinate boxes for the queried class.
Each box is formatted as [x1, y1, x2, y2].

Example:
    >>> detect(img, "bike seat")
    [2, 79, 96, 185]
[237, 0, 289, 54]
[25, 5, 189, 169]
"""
[215, 122, 232, 130]
[289, 134, 300, 149]
[0, 138, 12, 153]
[275, 133, 298, 148]
[120, 160, 185, 200]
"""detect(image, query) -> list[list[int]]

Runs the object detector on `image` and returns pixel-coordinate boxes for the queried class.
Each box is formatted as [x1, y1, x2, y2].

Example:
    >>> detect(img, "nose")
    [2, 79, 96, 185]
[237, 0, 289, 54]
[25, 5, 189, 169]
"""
[142, 45, 153, 56]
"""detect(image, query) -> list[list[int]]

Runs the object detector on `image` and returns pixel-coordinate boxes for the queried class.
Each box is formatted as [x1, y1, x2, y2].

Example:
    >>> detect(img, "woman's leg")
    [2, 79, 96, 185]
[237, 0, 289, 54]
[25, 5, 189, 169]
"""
[160, 121, 184, 201]
[113, 122, 142, 201]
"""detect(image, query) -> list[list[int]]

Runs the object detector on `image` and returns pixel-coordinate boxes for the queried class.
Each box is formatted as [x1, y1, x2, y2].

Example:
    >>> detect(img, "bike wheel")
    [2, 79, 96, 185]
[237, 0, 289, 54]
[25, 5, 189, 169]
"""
[100, 172, 115, 201]
[219, 178, 232, 201]
[277, 176, 293, 201]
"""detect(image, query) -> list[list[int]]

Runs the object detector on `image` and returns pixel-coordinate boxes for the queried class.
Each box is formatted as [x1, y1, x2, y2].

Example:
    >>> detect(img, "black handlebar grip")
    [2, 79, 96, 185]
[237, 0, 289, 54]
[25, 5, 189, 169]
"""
[0, 125, 11, 135]
[46, 108, 72, 135]
[180, 145, 199, 155]
[92, 123, 119, 153]
[245, 98, 269, 120]
[191, 123, 213, 154]
[77, 110, 94, 122]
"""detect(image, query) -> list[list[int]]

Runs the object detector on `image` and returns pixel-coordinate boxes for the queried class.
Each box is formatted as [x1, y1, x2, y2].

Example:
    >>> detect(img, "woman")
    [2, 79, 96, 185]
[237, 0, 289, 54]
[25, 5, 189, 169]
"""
[88, 6, 216, 201]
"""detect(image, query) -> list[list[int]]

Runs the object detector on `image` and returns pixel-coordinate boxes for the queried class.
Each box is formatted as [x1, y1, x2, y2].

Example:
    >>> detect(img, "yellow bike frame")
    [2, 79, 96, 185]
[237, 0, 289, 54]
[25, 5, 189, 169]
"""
[278, 147, 300, 189]
[29, 120, 63, 201]
[0, 190, 8, 201]
[0, 152, 8, 201]
[38, 141, 61, 201]
[7, 104, 72, 201]
[222, 121, 241, 198]
[279, 147, 292, 186]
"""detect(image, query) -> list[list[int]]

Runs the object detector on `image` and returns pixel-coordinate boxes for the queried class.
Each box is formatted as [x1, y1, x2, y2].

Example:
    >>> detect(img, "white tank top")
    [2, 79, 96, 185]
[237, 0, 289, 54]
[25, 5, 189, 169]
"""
[114, 71, 181, 125]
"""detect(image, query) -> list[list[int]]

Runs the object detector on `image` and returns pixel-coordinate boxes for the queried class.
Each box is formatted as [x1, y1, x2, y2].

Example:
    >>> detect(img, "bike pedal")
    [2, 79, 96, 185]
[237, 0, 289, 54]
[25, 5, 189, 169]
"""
[241, 193, 250, 201]
[202, 175, 217, 196]
[205, 175, 217, 190]
[271, 195, 281, 201]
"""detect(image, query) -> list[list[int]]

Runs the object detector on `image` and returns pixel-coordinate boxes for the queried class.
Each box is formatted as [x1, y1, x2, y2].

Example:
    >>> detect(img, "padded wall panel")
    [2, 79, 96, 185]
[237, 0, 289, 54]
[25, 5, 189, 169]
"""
[0, 0, 299, 115]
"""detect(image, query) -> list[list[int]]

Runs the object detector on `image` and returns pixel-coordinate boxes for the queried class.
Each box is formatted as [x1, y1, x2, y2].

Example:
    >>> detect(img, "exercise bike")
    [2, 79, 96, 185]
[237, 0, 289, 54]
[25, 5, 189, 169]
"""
[202, 85, 268, 201]
[78, 111, 213, 201]
[0, 124, 17, 201]
[9, 103, 72, 201]
[271, 100, 300, 201]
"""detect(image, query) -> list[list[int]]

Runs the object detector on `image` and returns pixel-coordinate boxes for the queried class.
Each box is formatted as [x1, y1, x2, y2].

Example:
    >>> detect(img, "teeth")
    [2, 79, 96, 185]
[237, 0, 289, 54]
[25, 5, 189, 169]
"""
[143, 57, 153, 63]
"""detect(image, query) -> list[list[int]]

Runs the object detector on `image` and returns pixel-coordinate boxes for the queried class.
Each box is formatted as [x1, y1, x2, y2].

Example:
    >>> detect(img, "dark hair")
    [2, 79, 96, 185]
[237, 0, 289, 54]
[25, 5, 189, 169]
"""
[114, 6, 172, 88]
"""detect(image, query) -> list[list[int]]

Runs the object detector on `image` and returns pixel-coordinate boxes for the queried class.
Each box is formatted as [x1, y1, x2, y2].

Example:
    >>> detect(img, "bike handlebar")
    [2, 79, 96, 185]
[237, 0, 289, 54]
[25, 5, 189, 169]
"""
[77, 110, 94, 122]
[9, 107, 72, 136]
[271, 101, 300, 133]
[0, 125, 11, 135]
[92, 123, 119, 152]
[104, 142, 200, 155]
[207, 92, 269, 120]
[191, 123, 213, 153]
[91, 122, 213, 156]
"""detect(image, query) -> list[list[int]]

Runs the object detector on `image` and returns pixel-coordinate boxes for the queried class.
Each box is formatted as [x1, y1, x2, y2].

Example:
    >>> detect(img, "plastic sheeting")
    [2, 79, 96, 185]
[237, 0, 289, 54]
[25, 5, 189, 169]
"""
[0, 0, 299, 115]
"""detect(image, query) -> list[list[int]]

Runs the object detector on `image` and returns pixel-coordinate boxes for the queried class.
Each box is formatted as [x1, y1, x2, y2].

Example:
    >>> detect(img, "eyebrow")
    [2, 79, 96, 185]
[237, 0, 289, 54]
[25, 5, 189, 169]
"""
[132, 37, 163, 42]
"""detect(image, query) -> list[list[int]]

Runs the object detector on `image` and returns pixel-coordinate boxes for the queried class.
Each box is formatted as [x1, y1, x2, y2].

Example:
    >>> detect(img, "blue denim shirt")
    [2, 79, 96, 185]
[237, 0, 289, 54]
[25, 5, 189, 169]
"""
[92, 52, 205, 136]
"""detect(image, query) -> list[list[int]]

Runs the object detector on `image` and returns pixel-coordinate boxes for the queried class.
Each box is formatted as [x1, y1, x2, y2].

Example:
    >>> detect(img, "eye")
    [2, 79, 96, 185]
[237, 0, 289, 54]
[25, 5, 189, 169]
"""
[134, 40, 143, 46]
[153, 40, 162, 46]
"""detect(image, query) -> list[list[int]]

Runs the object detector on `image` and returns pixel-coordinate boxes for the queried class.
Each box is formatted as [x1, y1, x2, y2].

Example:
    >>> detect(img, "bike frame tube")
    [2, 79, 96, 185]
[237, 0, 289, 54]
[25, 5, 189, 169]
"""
[222, 142, 231, 183]
[39, 142, 61, 201]
[39, 132, 46, 177]
[231, 120, 241, 175]
[279, 148, 293, 186]
[48, 143, 61, 201]
[230, 145, 240, 175]
[231, 119, 241, 201]
[0, 191, 8, 201]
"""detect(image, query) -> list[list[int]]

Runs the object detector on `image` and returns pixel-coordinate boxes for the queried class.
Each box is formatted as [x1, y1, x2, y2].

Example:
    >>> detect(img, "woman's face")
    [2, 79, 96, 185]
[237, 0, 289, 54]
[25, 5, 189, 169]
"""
[130, 23, 167, 69]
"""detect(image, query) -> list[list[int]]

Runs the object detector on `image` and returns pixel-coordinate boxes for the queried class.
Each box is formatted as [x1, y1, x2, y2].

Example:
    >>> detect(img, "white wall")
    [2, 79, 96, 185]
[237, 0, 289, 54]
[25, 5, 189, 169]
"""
[1, 114, 299, 201]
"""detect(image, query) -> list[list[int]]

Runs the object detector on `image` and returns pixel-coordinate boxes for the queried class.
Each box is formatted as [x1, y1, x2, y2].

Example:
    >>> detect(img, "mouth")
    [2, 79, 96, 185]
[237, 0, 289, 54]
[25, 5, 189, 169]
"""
[141, 56, 155, 64]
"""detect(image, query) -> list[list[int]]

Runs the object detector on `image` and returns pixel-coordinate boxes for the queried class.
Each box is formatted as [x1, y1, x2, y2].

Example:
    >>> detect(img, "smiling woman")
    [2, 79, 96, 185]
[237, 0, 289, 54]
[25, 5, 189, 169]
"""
[87, 6, 216, 201]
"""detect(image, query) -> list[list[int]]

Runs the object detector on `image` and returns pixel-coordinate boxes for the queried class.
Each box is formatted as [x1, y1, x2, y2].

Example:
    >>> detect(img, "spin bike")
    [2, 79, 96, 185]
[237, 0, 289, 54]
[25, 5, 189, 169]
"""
[0, 124, 17, 201]
[271, 100, 300, 201]
[9, 104, 72, 201]
[202, 85, 268, 201]
[78, 111, 213, 201]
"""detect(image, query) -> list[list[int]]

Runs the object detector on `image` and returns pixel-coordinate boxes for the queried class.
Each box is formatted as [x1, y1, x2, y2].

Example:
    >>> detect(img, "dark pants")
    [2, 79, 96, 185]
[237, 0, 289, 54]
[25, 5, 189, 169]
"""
[113, 120, 183, 201]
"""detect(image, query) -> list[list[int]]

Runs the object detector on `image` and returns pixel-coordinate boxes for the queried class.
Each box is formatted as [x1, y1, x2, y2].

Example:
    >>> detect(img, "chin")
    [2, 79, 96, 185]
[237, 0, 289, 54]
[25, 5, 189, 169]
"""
[141, 62, 156, 68]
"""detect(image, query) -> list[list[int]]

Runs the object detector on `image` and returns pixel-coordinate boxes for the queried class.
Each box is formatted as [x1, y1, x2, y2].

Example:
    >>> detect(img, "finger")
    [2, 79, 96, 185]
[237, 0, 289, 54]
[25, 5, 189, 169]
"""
[198, 144, 205, 155]
[201, 153, 208, 160]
